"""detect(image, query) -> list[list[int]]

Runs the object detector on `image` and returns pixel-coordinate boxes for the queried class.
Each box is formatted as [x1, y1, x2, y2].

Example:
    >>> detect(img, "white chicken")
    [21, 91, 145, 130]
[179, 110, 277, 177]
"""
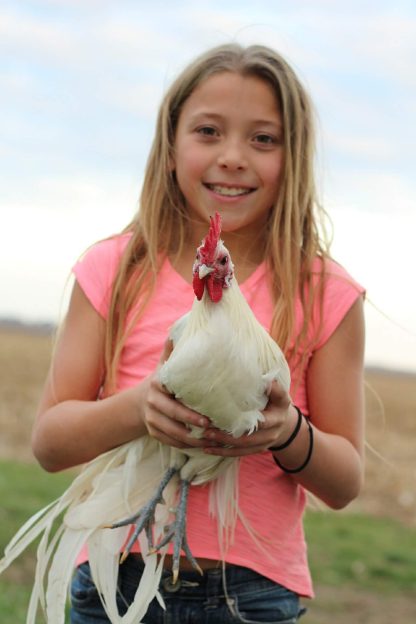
[0, 212, 290, 624]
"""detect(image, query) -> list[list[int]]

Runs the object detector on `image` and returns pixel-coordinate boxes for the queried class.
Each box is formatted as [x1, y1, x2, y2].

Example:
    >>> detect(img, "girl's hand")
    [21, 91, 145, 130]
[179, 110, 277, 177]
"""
[201, 381, 298, 457]
[142, 340, 211, 449]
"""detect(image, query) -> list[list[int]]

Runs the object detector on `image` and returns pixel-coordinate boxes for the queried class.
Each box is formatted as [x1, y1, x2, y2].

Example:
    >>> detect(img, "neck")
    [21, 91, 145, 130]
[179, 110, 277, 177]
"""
[221, 231, 266, 268]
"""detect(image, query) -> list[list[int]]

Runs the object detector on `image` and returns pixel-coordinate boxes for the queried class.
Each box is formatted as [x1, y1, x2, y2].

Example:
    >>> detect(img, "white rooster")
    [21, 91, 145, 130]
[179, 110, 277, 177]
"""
[0, 212, 290, 624]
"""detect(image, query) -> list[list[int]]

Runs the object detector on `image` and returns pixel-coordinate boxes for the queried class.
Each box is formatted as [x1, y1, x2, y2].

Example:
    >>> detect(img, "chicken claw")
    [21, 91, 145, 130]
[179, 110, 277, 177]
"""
[107, 466, 178, 563]
[149, 478, 203, 583]
[107, 467, 202, 582]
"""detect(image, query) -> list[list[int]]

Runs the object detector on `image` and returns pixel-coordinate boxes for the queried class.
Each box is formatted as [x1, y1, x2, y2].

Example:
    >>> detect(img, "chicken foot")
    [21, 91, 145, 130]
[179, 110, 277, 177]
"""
[108, 466, 178, 563]
[149, 478, 203, 584]
[107, 467, 202, 583]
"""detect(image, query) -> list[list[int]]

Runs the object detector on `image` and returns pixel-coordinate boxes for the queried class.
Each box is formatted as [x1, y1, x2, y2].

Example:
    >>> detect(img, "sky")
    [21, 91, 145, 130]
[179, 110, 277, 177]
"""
[1, 0, 415, 373]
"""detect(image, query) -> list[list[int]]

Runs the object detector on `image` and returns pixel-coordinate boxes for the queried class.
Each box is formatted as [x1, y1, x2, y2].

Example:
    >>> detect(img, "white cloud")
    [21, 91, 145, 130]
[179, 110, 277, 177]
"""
[330, 207, 416, 372]
[0, 7, 76, 61]
[364, 304, 416, 372]
[0, 171, 141, 321]
[96, 78, 164, 118]
[324, 132, 395, 162]
[330, 208, 416, 321]
[326, 170, 416, 217]
[353, 13, 416, 89]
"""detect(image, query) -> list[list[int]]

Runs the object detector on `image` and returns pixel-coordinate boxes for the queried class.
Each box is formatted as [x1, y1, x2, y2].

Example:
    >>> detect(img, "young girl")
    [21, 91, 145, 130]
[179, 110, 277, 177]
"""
[32, 43, 365, 623]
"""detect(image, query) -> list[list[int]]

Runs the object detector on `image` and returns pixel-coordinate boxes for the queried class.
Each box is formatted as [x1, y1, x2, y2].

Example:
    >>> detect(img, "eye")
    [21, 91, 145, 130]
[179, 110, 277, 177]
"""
[220, 256, 228, 265]
[196, 126, 218, 137]
[196, 252, 200, 260]
[254, 133, 277, 145]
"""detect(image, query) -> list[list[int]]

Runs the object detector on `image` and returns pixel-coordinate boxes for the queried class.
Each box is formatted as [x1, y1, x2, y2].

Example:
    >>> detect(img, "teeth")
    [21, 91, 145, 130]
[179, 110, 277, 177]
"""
[208, 185, 252, 197]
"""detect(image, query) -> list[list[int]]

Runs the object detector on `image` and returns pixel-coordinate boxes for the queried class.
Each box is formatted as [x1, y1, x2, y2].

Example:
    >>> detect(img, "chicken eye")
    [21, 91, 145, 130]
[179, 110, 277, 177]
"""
[220, 256, 228, 265]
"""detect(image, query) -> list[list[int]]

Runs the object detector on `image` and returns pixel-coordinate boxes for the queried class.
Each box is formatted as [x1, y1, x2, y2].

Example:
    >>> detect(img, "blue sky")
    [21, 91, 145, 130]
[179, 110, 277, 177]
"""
[1, 0, 415, 372]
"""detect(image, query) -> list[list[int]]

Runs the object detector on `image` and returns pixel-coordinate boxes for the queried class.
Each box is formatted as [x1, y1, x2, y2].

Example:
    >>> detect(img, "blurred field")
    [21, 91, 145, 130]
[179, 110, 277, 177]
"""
[1, 327, 415, 525]
[0, 327, 415, 622]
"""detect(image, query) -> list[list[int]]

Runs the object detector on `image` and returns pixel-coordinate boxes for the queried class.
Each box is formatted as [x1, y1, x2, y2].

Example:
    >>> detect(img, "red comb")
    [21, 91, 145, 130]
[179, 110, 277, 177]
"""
[200, 212, 221, 263]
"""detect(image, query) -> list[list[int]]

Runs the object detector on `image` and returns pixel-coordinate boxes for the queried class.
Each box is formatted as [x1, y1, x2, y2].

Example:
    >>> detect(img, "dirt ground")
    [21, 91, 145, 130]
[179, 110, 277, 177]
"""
[1, 328, 415, 622]
[301, 585, 416, 624]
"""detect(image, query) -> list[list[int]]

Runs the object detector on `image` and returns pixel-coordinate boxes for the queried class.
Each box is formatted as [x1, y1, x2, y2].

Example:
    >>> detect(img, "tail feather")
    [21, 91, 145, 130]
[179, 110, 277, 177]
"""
[208, 459, 240, 556]
[0, 437, 173, 622]
[0, 499, 61, 573]
[88, 527, 129, 624]
[88, 529, 167, 624]
[46, 528, 94, 624]
[118, 553, 166, 624]
[27, 523, 65, 623]
[65, 441, 169, 530]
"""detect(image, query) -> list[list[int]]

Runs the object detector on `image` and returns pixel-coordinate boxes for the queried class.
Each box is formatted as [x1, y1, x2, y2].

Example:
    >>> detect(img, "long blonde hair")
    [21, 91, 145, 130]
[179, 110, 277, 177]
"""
[105, 43, 330, 391]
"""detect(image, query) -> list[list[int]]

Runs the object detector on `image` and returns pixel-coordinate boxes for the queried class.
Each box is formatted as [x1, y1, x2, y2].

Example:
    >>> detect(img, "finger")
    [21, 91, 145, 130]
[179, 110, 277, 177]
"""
[148, 381, 210, 429]
[204, 419, 294, 450]
[169, 401, 210, 428]
[257, 408, 287, 430]
[202, 427, 271, 448]
[202, 444, 267, 458]
[266, 381, 291, 407]
[147, 426, 193, 449]
[146, 415, 207, 448]
[202, 428, 245, 446]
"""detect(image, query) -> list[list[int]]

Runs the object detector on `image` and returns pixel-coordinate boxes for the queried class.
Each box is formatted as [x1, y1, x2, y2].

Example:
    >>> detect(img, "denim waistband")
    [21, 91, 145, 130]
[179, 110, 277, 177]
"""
[125, 556, 293, 602]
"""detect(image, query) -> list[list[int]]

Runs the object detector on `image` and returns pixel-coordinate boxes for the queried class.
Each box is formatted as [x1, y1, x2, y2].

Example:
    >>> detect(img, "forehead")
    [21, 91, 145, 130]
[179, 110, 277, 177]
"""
[178, 71, 282, 127]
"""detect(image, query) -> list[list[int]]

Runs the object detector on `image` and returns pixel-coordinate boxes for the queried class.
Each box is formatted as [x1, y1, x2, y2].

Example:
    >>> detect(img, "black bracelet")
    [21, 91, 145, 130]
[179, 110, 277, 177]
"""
[268, 405, 303, 451]
[272, 417, 314, 474]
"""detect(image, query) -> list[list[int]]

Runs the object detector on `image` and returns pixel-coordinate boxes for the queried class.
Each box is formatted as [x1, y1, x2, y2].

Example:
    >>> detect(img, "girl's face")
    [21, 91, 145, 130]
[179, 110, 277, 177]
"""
[172, 71, 284, 239]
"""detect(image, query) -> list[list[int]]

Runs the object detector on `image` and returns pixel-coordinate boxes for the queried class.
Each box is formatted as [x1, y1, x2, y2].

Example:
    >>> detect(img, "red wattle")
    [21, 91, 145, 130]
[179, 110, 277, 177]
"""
[207, 276, 223, 302]
[192, 273, 205, 300]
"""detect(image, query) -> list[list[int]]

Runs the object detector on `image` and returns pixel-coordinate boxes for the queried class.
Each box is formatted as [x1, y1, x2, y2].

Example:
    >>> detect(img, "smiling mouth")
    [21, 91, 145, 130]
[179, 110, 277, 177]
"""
[205, 183, 255, 197]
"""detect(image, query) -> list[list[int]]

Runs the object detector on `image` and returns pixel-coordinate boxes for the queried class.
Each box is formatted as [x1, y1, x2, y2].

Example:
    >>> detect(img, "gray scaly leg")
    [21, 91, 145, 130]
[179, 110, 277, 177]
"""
[150, 478, 203, 584]
[107, 466, 178, 563]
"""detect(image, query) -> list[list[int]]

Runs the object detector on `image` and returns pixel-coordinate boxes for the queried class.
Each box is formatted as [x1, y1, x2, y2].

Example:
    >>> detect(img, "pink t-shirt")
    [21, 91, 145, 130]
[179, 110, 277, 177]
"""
[73, 234, 364, 598]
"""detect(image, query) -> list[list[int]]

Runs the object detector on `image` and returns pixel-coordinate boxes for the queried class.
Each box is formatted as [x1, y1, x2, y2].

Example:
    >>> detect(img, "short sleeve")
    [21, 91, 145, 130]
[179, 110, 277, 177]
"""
[313, 259, 365, 351]
[72, 234, 131, 318]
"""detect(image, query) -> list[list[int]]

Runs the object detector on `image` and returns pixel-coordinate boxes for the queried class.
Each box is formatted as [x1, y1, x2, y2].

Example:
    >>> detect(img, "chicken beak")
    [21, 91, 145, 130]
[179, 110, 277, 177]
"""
[199, 264, 214, 279]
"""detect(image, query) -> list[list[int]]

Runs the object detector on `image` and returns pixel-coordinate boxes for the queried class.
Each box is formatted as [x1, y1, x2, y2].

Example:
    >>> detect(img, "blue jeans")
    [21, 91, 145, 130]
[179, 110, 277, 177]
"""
[70, 556, 306, 623]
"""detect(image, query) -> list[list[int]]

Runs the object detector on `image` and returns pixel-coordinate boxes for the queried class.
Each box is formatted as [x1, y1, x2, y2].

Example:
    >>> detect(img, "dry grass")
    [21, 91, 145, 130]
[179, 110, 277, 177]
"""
[0, 329, 54, 462]
[303, 585, 416, 623]
[353, 370, 416, 526]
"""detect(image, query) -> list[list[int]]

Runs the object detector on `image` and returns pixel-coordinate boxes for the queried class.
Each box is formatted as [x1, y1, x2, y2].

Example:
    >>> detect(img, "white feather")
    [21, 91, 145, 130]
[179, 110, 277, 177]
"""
[46, 528, 93, 623]
[160, 279, 290, 440]
[209, 460, 240, 554]
[158, 275, 291, 555]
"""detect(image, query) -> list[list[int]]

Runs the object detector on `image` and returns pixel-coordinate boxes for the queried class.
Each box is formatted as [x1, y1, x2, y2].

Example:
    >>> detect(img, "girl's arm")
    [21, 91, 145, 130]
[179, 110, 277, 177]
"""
[276, 295, 365, 508]
[201, 296, 365, 510]
[32, 282, 209, 472]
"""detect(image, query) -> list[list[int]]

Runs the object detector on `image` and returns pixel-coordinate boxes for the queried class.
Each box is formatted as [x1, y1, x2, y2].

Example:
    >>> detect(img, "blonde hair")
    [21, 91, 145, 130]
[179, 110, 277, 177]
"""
[105, 43, 331, 391]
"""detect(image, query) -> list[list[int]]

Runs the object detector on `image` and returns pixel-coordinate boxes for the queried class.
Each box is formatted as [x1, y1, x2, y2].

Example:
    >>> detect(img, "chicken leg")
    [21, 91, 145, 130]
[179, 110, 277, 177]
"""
[108, 467, 202, 583]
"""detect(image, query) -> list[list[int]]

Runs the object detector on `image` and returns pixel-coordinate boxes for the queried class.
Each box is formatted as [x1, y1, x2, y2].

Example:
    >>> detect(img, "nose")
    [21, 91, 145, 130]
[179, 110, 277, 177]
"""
[217, 139, 247, 170]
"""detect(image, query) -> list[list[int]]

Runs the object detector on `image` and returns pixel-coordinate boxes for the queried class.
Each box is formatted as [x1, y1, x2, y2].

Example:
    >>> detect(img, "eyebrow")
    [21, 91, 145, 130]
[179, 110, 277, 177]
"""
[187, 111, 282, 130]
